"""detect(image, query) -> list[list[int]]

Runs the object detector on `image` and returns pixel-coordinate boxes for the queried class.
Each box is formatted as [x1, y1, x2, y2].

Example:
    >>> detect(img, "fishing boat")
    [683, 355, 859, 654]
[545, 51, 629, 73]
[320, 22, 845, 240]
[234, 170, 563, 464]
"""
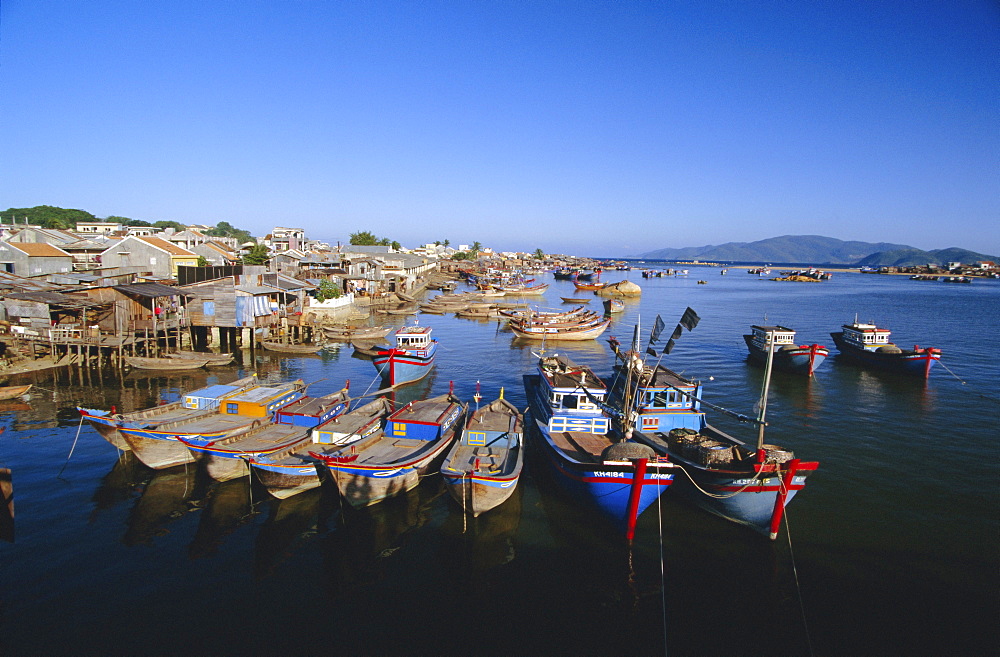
[77, 375, 259, 451]
[322, 325, 393, 342]
[573, 281, 605, 292]
[603, 298, 625, 314]
[261, 341, 323, 354]
[124, 355, 210, 370]
[0, 385, 31, 400]
[830, 321, 941, 377]
[560, 297, 591, 304]
[509, 317, 611, 341]
[166, 351, 236, 366]
[609, 325, 819, 539]
[311, 392, 465, 508]
[250, 397, 394, 499]
[743, 325, 828, 375]
[372, 324, 437, 386]
[180, 422, 312, 482]
[440, 392, 524, 517]
[118, 380, 306, 469]
[522, 353, 675, 534]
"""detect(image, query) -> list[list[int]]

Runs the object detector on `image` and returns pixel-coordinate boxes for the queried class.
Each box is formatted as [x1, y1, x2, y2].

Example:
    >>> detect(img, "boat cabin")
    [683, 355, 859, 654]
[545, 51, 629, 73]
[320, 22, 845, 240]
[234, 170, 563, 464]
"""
[842, 323, 893, 351]
[274, 394, 348, 427]
[632, 366, 706, 433]
[183, 383, 251, 410]
[393, 325, 434, 353]
[386, 397, 463, 441]
[536, 355, 609, 434]
[749, 325, 797, 349]
[220, 383, 304, 417]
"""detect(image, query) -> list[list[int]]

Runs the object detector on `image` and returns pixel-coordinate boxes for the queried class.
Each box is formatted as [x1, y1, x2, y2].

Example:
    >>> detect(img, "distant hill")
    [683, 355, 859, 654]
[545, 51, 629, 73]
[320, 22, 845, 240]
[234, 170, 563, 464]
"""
[635, 235, 997, 266]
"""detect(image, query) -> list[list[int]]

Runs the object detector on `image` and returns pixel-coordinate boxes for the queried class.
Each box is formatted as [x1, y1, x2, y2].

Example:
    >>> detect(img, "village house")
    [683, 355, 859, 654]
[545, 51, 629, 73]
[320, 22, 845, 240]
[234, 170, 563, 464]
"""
[0, 241, 75, 277]
[74, 221, 122, 235]
[100, 235, 200, 279]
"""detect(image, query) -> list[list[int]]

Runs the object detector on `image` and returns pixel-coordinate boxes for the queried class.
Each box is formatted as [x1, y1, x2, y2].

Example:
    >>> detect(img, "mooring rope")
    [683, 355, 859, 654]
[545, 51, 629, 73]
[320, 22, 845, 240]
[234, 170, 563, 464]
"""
[656, 477, 669, 657]
[57, 415, 86, 477]
[672, 460, 768, 499]
[937, 360, 967, 385]
[782, 505, 815, 657]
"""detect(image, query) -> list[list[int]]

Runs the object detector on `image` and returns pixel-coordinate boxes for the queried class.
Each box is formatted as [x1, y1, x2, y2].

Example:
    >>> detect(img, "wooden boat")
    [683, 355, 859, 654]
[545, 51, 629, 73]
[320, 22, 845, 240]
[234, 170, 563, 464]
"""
[372, 324, 437, 386]
[180, 422, 312, 482]
[77, 375, 259, 451]
[502, 283, 548, 295]
[603, 298, 625, 314]
[166, 351, 235, 366]
[441, 394, 524, 517]
[0, 384, 31, 401]
[351, 341, 391, 357]
[509, 318, 611, 341]
[743, 325, 828, 375]
[250, 397, 394, 499]
[522, 354, 675, 532]
[608, 326, 818, 539]
[830, 321, 941, 377]
[118, 380, 306, 469]
[573, 282, 605, 291]
[560, 297, 591, 304]
[124, 355, 210, 370]
[311, 393, 465, 508]
[261, 341, 323, 354]
[322, 325, 392, 342]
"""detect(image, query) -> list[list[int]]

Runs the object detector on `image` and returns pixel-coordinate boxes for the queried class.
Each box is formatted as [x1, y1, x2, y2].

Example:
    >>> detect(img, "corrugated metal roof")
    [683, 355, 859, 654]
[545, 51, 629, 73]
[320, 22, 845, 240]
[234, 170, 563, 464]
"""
[4, 291, 104, 308]
[6, 242, 72, 257]
[236, 285, 281, 295]
[113, 282, 189, 298]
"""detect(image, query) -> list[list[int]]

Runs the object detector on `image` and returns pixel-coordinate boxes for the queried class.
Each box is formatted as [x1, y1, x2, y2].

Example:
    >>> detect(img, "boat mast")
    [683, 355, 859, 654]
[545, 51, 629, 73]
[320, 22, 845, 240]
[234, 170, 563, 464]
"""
[756, 329, 776, 450]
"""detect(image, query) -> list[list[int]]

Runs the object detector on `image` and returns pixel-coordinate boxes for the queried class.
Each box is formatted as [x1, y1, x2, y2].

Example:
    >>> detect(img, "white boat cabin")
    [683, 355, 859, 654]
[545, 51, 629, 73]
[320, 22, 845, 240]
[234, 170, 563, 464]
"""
[842, 323, 893, 350]
[749, 325, 797, 349]
[393, 325, 433, 351]
[537, 355, 609, 434]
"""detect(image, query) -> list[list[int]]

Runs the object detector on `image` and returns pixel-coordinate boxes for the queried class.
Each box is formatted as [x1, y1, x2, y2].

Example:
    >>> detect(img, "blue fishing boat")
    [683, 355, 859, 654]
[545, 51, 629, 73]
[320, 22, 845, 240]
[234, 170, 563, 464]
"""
[372, 324, 437, 386]
[830, 321, 941, 377]
[77, 374, 259, 451]
[249, 396, 394, 499]
[522, 353, 675, 535]
[117, 380, 306, 469]
[311, 391, 464, 508]
[609, 331, 818, 539]
[440, 392, 524, 517]
[743, 324, 828, 375]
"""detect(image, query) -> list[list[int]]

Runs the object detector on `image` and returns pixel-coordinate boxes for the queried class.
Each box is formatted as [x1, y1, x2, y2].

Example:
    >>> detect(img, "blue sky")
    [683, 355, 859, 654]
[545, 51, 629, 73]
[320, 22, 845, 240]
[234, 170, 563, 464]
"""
[1, 1, 997, 257]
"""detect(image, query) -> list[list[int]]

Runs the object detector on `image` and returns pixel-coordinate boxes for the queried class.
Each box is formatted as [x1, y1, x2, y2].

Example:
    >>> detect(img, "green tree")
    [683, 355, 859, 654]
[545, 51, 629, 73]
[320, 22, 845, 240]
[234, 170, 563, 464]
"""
[122, 219, 151, 227]
[471, 241, 482, 255]
[205, 221, 253, 244]
[349, 231, 379, 246]
[451, 252, 469, 261]
[534, 248, 546, 260]
[391, 241, 401, 251]
[315, 279, 341, 301]
[2, 205, 96, 227]
[242, 244, 270, 265]
[377, 237, 391, 247]
[443, 239, 450, 248]
[153, 220, 185, 230]
[196, 255, 210, 267]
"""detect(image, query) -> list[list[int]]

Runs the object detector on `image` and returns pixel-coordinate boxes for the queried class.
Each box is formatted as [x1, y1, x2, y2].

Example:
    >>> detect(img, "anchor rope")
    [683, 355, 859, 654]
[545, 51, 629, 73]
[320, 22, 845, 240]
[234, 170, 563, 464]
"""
[782, 502, 815, 657]
[937, 360, 967, 386]
[57, 415, 86, 477]
[672, 460, 769, 499]
[656, 475, 669, 657]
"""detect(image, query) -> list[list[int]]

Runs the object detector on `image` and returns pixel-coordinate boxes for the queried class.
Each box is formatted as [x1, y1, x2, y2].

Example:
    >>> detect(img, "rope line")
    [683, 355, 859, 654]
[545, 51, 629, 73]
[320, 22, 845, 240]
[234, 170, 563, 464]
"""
[57, 415, 86, 478]
[672, 460, 769, 499]
[783, 504, 815, 657]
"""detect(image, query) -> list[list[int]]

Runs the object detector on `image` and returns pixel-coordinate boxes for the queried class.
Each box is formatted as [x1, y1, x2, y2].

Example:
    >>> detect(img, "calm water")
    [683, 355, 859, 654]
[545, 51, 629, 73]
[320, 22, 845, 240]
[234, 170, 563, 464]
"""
[1, 267, 997, 656]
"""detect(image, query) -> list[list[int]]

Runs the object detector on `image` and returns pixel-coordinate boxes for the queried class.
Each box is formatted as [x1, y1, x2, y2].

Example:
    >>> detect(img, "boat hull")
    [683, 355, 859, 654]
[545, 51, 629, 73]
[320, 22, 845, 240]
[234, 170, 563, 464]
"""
[372, 351, 435, 386]
[831, 332, 940, 377]
[251, 458, 322, 499]
[325, 435, 455, 508]
[744, 336, 829, 375]
[441, 444, 523, 517]
[120, 418, 262, 470]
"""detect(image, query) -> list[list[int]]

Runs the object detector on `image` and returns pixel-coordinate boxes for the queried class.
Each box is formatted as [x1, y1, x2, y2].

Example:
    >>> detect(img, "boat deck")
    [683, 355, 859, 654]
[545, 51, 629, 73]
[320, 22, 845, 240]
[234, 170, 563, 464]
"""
[154, 413, 260, 433]
[347, 434, 440, 466]
[391, 399, 454, 424]
[551, 430, 612, 463]
[445, 444, 510, 474]
[212, 424, 309, 453]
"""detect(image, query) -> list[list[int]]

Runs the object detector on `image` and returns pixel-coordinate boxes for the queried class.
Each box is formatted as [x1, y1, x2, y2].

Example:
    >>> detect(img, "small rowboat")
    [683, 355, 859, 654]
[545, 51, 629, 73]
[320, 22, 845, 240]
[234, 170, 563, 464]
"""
[167, 351, 235, 366]
[261, 341, 323, 354]
[124, 356, 210, 371]
[322, 325, 393, 342]
[560, 297, 591, 303]
[0, 384, 32, 401]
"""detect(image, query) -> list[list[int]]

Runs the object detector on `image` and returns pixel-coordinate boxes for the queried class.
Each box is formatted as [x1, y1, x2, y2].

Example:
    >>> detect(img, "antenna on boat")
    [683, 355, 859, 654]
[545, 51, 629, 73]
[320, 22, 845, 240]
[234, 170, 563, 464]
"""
[756, 329, 776, 454]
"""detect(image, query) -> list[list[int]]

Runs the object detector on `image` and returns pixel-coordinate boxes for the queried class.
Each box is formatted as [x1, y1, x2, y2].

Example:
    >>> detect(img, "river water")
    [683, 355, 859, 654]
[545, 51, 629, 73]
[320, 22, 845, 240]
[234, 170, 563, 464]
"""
[1, 266, 996, 656]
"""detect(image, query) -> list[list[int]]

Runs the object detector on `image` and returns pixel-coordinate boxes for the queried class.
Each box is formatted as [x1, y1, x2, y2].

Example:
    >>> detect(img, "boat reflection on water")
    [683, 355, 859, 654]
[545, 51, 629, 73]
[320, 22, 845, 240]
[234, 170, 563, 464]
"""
[322, 480, 438, 590]
[189, 477, 254, 559]
[89, 451, 146, 521]
[254, 487, 339, 579]
[438, 483, 522, 579]
[122, 464, 201, 547]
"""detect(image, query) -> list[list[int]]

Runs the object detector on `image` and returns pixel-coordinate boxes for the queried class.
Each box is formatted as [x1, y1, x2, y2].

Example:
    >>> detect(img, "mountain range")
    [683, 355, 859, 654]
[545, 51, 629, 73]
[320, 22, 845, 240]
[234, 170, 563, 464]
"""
[633, 235, 998, 267]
